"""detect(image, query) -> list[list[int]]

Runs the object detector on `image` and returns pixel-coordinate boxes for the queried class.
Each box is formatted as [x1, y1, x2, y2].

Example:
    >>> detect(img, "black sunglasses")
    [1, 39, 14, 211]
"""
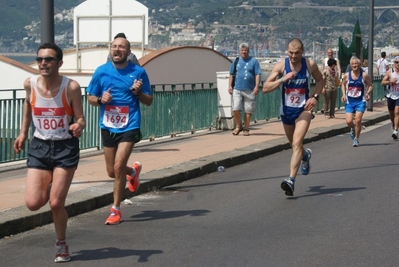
[35, 57, 58, 63]
[394, 61, 399, 64]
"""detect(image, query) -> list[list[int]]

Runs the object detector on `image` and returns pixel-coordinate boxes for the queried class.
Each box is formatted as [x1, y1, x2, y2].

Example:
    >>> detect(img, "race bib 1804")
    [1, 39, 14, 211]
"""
[33, 107, 67, 131]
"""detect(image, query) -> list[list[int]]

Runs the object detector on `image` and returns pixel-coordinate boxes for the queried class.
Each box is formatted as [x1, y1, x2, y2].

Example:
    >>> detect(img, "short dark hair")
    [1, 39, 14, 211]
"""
[287, 38, 304, 50]
[37, 42, 63, 60]
[114, 33, 127, 39]
[381, 52, 386, 57]
[327, 58, 337, 66]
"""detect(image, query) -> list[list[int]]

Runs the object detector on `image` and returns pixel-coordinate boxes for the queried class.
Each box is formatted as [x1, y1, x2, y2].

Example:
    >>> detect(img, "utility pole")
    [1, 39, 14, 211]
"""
[40, 0, 54, 44]
[367, 0, 374, 111]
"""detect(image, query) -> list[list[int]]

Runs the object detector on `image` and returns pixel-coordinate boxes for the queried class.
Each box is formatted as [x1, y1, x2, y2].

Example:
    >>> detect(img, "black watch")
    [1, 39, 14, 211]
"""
[313, 94, 319, 101]
[97, 96, 102, 105]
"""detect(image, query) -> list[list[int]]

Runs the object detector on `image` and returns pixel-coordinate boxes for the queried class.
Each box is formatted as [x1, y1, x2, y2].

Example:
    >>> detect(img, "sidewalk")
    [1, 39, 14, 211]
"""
[0, 102, 390, 237]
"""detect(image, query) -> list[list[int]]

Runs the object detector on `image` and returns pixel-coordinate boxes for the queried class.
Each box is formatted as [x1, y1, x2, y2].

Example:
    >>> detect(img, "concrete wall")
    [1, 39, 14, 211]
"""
[140, 46, 232, 84]
[0, 56, 37, 91]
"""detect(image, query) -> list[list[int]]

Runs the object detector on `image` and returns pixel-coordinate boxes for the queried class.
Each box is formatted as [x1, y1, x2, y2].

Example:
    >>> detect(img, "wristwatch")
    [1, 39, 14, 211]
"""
[97, 96, 102, 105]
[312, 94, 319, 101]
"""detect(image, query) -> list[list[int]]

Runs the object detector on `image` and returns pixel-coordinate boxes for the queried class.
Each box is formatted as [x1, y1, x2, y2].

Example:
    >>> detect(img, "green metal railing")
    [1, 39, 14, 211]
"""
[0, 83, 217, 163]
[0, 78, 385, 164]
[142, 83, 217, 139]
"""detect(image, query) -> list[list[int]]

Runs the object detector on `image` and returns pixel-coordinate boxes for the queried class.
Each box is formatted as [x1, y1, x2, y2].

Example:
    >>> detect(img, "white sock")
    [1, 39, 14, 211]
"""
[112, 205, 120, 210]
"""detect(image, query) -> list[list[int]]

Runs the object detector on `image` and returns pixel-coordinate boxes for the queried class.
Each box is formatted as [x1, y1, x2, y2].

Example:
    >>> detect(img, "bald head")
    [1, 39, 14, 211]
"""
[287, 38, 304, 51]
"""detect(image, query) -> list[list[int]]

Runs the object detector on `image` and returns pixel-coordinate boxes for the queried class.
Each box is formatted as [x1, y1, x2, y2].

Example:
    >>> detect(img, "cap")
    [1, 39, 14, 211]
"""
[114, 33, 127, 39]
[394, 56, 399, 61]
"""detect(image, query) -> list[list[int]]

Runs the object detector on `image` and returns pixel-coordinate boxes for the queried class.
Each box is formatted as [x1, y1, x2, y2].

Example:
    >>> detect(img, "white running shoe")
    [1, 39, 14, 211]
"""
[392, 130, 398, 140]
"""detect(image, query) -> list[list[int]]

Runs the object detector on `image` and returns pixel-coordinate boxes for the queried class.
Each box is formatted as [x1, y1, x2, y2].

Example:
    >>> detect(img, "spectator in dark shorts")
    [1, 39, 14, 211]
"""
[13, 42, 86, 263]
[86, 34, 153, 225]
[381, 55, 399, 139]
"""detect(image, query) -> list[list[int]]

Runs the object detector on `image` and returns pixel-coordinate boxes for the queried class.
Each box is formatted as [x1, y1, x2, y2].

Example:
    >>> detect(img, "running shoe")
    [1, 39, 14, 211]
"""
[55, 241, 70, 263]
[350, 127, 355, 140]
[392, 130, 398, 140]
[105, 207, 122, 225]
[281, 179, 295, 196]
[300, 148, 312, 175]
[127, 161, 142, 192]
[353, 138, 359, 147]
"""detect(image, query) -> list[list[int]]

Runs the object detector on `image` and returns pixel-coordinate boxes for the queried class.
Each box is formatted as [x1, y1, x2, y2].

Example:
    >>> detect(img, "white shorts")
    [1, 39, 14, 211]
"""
[232, 89, 256, 114]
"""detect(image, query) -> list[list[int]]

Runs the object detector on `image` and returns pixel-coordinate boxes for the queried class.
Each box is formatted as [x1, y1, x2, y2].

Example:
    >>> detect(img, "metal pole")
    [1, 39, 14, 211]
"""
[367, 0, 374, 111]
[313, 41, 315, 61]
[40, 0, 54, 44]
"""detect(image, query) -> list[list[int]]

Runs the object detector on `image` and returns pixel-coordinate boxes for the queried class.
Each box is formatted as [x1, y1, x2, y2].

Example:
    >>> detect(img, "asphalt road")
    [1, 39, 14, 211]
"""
[1, 121, 398, 267]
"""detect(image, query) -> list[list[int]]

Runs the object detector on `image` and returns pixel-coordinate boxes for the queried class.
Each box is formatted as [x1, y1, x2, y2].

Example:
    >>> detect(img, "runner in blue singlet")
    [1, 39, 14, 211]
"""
[263, 38, 324, 197]
[341, 56, 373, 147]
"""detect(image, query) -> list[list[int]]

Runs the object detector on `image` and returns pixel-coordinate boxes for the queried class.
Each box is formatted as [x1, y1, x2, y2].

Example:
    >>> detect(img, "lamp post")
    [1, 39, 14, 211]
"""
[367, 0, 374, 111]
[40, 0, 54, 44]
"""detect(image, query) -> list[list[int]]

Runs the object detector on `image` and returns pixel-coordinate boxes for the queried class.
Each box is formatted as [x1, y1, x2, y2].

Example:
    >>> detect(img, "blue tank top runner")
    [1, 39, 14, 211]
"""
[280, 57, 310, 120]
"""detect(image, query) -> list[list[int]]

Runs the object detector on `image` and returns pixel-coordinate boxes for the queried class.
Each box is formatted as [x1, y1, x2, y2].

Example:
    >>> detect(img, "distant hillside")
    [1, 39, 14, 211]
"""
[0, 0, 83, 39]
[0, 0, 397, 52]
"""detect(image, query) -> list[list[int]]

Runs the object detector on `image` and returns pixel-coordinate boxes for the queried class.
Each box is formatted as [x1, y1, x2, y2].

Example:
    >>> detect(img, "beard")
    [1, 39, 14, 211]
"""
[112, 56, 128, 65]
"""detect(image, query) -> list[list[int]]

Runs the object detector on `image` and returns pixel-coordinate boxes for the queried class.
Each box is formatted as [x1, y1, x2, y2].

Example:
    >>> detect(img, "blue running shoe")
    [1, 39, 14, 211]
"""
[350, 127, 355, 140]
[281, 179, 295, 196]
[300, 148, 312, 175]
[353, 138, 359, 147]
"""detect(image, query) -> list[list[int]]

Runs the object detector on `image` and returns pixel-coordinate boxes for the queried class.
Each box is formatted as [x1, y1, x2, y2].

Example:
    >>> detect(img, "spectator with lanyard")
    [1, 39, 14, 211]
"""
[228, 43, 262, 136]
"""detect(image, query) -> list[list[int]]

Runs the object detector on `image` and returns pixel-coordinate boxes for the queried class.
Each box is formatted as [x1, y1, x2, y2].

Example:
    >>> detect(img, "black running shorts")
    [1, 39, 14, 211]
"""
[101, 128, 142, 148]
[27, 137, 80, 170]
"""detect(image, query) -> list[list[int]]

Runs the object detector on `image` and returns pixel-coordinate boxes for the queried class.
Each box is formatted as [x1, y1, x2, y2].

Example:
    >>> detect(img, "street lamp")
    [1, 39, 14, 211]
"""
[40, 0, 54, 44]
[367, 0, 374, 111]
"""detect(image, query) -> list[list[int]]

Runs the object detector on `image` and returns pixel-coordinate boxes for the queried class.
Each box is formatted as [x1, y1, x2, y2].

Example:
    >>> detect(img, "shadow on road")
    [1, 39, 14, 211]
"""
[73, 247, 163, 262]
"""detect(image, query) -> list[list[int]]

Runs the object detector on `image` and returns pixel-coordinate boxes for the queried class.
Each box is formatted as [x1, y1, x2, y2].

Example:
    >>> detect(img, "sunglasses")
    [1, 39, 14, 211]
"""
[35, 57, 58, 63]
[394, 61, 399, 64]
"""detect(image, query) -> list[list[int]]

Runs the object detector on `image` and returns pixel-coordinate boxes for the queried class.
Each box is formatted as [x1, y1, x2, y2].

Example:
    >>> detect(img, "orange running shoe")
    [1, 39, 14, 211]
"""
[104, 207, 122, 225]
[127, 161, 141, 192]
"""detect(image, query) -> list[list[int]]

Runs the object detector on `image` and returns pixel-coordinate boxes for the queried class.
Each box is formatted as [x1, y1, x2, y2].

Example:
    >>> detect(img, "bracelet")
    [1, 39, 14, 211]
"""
[280, 76, 284, 83]
[97, 96, 102, 105]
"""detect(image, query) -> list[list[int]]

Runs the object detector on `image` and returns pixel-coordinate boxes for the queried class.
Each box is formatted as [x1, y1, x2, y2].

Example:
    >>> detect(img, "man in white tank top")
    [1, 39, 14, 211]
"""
[13, 43, 86, 263]
[381, 55, 399, 139]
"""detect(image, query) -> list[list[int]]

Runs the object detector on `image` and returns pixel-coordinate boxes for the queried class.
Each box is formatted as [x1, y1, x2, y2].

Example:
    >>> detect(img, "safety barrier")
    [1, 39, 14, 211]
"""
[0, 77, 385, 163]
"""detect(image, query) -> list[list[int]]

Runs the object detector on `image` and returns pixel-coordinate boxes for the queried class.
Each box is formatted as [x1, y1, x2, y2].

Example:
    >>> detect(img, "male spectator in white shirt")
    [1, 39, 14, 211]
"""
[377, 51, 389, 76]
